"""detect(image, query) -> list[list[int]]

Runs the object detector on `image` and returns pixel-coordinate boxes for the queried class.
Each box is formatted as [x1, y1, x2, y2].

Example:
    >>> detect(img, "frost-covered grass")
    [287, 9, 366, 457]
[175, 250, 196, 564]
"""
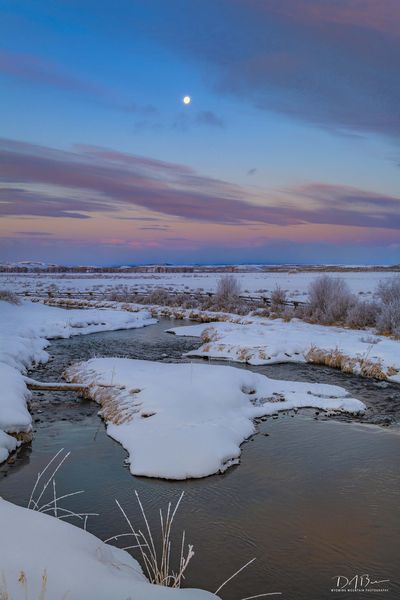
[1, 450, 277, 599]
[304, 274, 400, 335]
[5, 269, 399, 337]
[109, 491, 194, 588]
[65, 358, 364, 479]
[28, 448, 98, 528]
[307, 275, 355, 324]
[1, 270, 398, 302]
[376, 276, 400, 337]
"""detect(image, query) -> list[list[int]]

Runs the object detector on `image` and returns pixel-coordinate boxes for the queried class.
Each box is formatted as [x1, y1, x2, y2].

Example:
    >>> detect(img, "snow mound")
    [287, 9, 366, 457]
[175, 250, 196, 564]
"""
[168, 319, 400, 382]
[66, 358, 365, 479]
[0, 499, 216, 600]
[0, 300, 156, 462]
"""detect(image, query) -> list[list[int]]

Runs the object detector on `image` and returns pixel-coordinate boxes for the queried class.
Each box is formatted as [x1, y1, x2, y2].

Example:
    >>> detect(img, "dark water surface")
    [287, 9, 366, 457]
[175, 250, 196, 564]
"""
[1, 319, 399, 599]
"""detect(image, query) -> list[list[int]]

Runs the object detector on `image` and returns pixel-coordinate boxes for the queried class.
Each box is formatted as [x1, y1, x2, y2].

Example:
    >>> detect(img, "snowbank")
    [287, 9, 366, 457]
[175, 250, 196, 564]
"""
[0, 499, 216, 600]
[0, 300, 156, 462]
[66, 358, 364, 479]
[168, 319, 400, 383]
[0, 429, 18, 463]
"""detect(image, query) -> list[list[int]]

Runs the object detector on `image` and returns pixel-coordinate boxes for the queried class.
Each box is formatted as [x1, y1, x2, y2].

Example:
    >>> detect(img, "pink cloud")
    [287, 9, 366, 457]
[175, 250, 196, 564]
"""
[1, 138, 399, 233]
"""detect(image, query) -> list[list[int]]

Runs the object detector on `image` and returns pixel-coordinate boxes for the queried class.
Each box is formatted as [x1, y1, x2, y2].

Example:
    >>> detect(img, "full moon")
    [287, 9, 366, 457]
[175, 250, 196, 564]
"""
[183, 95, 191, 105]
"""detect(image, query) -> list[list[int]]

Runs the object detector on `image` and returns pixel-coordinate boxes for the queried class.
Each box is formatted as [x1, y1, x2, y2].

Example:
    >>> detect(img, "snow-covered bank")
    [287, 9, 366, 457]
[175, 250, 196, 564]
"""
[66, 358, 364, 479]
[0, 499, 216, 600]
[0, 300, 156, 462]
[168, 319, 400, 383]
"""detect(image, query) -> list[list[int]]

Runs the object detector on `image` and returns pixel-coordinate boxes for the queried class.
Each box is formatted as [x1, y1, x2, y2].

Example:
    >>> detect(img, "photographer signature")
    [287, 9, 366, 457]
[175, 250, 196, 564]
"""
[331, 574, 390, 593]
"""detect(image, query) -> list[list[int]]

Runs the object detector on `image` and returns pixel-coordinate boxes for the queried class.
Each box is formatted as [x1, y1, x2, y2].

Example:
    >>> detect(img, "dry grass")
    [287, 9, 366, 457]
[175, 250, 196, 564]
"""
[0, 290, 20, 304]
[305, 345, 388, 380]
[200, 326, 219, 343]
[237, 347, 252, 362]
[66, 364, 143, 426]
[106, 491, 194, 588]
[0, 571, 49, 600]
[28, 449, 98, 527]
[89, 385, 140, 426]
[2, 448, 281, 599]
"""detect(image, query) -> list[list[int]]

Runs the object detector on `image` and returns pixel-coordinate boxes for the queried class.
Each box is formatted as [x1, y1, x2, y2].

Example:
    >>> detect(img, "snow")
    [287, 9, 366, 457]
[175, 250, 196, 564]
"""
[65, 358, 364, 480]
[0, 270, 397, 301]
[0, 498, 216, 600]
[168, 319, 400, 383]
[0, 300, 156, 462]
[0, 429, 18, 463]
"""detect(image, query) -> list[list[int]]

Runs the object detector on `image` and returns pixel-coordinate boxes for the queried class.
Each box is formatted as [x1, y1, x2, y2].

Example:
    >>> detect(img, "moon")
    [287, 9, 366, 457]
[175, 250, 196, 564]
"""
[183, 95, 191, 105]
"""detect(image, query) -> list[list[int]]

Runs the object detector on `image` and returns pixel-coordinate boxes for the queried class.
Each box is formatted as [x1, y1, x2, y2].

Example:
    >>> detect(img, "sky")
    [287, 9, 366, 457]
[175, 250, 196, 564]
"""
[0, 0, 399, 266]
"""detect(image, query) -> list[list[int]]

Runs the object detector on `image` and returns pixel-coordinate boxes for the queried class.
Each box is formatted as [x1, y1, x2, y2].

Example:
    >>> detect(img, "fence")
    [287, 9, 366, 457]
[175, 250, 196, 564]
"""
[18, 288, 306, 308]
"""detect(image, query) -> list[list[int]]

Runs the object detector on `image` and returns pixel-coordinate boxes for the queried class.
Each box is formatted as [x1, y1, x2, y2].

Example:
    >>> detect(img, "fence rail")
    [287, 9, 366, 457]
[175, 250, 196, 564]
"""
[17, 288, 306, 308]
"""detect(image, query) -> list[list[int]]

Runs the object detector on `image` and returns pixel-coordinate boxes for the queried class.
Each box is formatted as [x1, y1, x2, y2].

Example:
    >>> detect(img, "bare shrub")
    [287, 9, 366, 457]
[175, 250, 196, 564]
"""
[377, 275, 400, 305]
[211, 275, 247, 313]
[0, 289, 20, 304]
[376, 276, 400, 337]
[376, 302, 400, 337]
[270, 285, 287, 310]
[345, 301, 379, 329]
[307, 275, 354, 324]
[147, 287, 171, 305]
[215, 275, 241, 302]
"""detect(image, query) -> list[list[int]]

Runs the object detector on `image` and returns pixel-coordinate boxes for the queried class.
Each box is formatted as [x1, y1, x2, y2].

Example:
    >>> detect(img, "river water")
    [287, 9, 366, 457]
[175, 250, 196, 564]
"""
[1, 319, 399, 599]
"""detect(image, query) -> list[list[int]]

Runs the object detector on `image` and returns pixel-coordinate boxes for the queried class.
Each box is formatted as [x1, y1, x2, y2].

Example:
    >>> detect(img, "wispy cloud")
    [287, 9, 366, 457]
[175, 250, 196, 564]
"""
[195, 110, 224, 128]
[13, 231, 53, 237]
[1, 138, 399, 231]
[0, 49, 157, 114]
[0, 49, 102, 94]
[172, 110, 225, 131]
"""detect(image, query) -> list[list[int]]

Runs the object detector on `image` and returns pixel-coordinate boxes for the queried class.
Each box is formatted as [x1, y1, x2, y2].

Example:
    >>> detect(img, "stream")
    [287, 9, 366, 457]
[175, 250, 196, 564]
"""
[1, 318, 399, 599]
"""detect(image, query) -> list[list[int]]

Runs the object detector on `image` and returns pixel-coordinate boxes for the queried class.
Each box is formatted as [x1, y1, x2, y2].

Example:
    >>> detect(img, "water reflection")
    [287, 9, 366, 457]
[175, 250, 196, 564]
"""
[1, 320, 399, 599]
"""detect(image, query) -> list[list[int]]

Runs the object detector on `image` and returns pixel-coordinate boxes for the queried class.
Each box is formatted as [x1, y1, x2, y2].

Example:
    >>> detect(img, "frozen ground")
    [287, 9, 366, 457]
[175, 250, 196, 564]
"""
[169, 319, 400, 383]
[0, 270, 398, 300]
[0, 498, 216, 600]
[0, 300, 155, 462]
[66, 357, 364, 479]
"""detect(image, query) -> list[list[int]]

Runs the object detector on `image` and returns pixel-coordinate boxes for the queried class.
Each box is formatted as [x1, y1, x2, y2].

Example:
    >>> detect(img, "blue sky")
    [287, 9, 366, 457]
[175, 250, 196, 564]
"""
[0, 0, 399, 264]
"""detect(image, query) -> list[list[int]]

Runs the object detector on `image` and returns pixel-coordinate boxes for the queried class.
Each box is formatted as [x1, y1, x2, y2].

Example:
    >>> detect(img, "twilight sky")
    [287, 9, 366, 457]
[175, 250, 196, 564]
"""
[1, 0, 399, 265]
